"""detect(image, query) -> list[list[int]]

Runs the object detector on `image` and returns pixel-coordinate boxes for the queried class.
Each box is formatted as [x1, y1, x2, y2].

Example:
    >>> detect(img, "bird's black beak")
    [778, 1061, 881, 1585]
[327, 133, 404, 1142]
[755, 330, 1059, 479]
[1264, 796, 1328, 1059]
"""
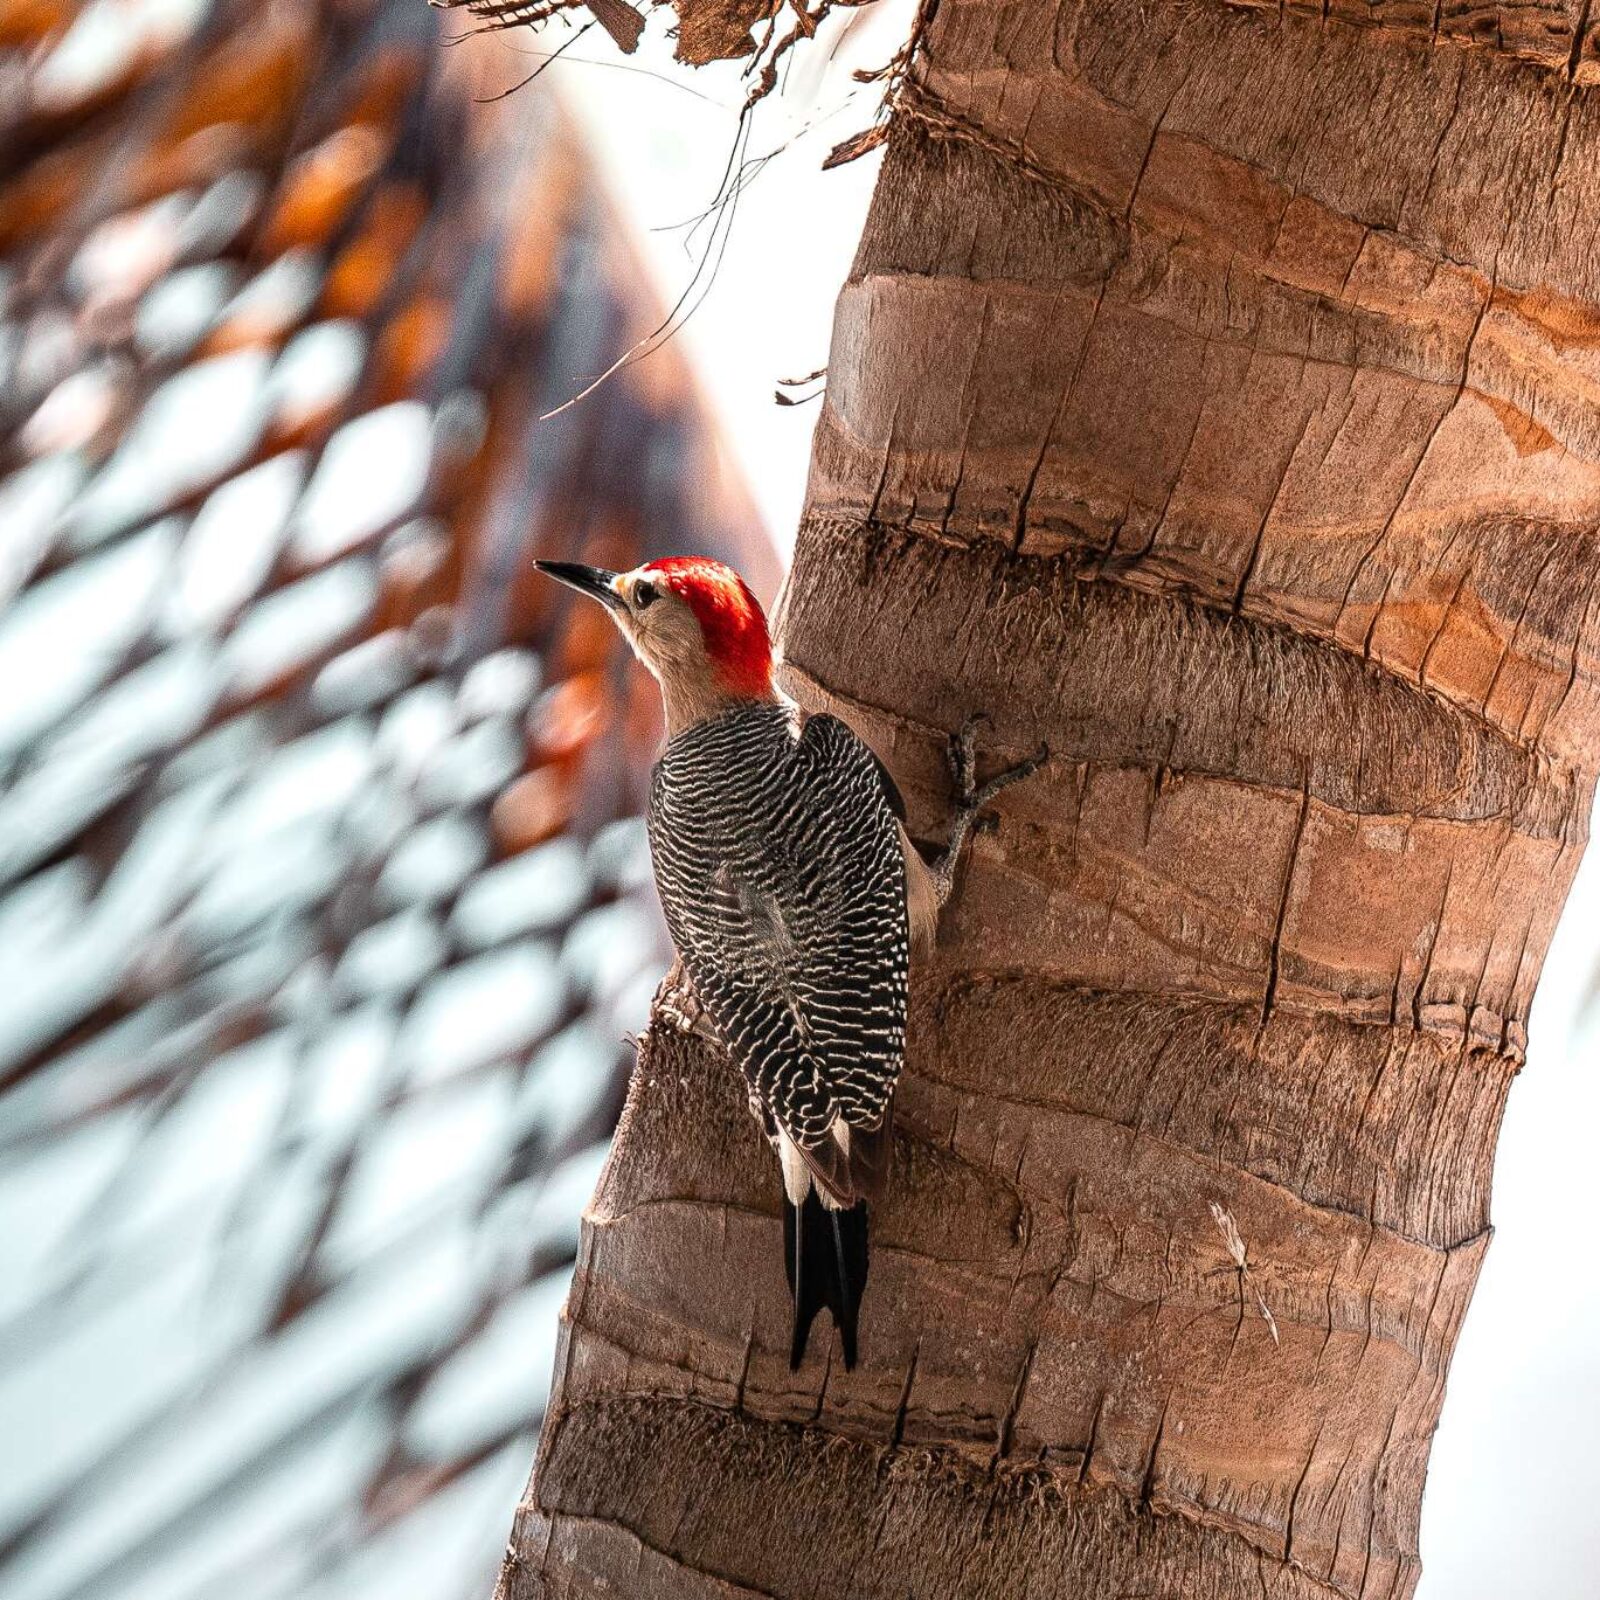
[532, 560, 625, 615]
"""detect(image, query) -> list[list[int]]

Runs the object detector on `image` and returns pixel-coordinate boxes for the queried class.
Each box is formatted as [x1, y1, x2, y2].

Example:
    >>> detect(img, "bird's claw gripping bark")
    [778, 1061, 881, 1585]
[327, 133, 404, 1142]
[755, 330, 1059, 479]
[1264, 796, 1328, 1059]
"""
[656, 957, 722, 1044]
[934, 714, 1049, 908]
[950, 712, 1048, 811]
[949, 711, 988, 810]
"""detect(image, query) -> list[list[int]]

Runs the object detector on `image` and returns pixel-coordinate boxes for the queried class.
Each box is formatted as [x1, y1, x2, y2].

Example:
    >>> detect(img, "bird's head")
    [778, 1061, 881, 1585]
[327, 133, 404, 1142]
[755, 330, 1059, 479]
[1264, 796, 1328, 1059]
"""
[533, 555, 774, 732]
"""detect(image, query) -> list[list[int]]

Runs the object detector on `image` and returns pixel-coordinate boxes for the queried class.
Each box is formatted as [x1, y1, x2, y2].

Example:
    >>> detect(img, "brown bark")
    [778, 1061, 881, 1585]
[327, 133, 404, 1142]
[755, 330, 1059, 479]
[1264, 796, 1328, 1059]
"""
[500, 3, 1600, 1595]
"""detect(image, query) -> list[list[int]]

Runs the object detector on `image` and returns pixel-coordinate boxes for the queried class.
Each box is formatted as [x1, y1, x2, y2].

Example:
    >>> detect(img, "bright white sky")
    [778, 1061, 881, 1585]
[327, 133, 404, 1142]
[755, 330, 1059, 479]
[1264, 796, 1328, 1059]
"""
[548, 0, 916, 551]
[475, 11, 1600, 1594]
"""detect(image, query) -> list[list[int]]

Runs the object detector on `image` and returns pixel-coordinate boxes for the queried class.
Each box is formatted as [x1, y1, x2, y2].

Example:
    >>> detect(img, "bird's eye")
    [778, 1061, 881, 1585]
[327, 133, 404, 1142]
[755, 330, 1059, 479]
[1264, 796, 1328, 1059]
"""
[633, 581, 657, 611]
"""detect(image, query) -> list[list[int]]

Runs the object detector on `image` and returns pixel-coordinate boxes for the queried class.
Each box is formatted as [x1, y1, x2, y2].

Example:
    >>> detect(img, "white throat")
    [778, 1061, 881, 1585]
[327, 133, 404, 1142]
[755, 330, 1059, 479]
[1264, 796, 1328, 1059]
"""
[657, 661, 785, 737]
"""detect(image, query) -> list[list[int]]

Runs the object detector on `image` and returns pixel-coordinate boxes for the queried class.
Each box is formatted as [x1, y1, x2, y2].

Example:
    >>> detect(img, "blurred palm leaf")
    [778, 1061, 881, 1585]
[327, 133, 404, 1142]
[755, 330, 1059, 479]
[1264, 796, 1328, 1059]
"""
[0, 3, 768, 1597]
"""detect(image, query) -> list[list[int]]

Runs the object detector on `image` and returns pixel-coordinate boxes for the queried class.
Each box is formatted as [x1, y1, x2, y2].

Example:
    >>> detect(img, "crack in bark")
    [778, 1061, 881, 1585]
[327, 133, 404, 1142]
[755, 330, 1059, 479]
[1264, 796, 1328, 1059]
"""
[1261, 770, 1313, 1023]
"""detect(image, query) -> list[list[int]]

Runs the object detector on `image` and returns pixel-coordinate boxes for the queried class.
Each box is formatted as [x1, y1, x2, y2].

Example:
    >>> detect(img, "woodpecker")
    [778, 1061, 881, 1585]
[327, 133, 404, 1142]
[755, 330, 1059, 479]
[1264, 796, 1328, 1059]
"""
[533, 555, 1045, 1371]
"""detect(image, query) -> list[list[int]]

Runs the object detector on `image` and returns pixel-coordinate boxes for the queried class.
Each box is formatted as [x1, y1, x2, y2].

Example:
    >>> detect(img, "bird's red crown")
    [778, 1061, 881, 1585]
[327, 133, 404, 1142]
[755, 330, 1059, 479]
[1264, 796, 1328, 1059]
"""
[642, 557, 773, 699]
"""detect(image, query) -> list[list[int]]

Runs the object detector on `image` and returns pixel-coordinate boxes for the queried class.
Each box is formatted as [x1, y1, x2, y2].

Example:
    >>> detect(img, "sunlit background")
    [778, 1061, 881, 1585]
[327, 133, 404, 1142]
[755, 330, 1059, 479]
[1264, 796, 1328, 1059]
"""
[0, 2, 1595, 1598]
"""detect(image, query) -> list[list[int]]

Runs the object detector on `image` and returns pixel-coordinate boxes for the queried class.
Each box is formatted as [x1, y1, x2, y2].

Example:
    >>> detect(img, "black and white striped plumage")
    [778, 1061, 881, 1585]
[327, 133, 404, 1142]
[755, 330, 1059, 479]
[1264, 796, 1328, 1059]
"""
[534, 555, 1038, 1371]
[529, 556, 919, 1370]
[648, 702, 909, 1188]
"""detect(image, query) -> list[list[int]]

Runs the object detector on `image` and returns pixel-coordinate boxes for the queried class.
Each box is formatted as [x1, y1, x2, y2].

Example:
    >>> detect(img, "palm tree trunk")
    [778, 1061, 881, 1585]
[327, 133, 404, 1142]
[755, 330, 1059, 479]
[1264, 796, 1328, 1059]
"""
[501, 2, 1600, 1594]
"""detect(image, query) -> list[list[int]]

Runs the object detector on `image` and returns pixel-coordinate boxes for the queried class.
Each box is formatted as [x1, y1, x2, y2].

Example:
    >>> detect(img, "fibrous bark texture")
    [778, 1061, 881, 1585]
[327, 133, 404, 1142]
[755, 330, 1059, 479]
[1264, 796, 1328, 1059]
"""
[503, 3, 1600, 1596]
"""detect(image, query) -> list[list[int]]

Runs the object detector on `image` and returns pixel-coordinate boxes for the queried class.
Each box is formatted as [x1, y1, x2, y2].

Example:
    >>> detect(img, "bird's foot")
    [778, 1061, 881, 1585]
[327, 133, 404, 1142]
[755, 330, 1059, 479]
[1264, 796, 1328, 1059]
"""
[950, 712, 1049, 811]
[934, 713, 1049, 908]
[656, 957, 722, 1044]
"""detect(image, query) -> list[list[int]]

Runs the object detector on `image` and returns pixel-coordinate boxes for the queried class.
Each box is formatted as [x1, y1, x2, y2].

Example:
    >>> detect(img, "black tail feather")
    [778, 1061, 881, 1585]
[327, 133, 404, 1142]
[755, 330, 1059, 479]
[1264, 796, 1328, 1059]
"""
[785, 1191, 870, 1371]
[783, 1194, 822, 1368]
[829, 1204, 869, 1368]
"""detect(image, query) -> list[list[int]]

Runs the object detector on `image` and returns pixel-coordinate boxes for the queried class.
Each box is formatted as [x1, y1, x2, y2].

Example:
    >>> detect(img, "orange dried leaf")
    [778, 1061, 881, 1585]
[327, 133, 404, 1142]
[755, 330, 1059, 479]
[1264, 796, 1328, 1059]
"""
[0, 0, 71, 48]
[372, 297, 452, 403]
[529, 673, 605, 766]
[164, 30, 312, 146]
[491, 768, 573, 854]
[261, 124, 387, 254]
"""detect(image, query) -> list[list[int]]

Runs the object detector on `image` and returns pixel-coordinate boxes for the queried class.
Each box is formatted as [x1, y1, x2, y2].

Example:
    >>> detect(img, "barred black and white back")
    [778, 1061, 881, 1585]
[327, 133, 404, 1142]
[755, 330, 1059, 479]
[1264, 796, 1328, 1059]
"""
[647, 702, 908, 1198]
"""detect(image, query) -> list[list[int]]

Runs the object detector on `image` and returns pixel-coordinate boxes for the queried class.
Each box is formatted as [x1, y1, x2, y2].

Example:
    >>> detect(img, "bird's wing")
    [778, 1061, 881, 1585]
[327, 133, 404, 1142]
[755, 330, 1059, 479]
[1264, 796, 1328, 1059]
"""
[648, 709, 907, 1201]
[854, 729, 906, 822]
